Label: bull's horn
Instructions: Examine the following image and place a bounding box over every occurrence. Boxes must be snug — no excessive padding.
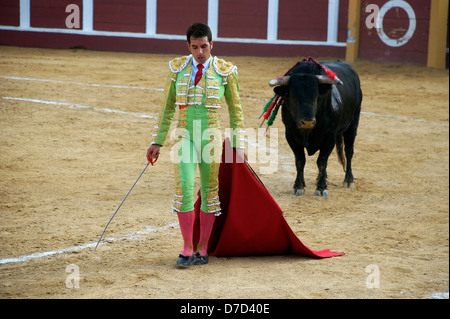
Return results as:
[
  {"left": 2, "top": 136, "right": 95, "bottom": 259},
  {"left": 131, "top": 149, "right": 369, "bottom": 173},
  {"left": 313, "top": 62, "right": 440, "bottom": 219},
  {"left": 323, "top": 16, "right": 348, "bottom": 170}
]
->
[
  {"left": 316, "top": 75, "right": 343, "bottom": 86},
  {"left": 269, "top": 76, "right": 290, "bottom": 87}
]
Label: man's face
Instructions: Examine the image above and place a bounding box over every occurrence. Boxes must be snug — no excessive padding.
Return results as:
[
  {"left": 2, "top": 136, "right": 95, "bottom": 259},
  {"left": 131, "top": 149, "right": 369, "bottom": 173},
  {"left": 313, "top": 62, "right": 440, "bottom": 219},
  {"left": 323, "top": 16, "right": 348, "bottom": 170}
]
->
[{"left": 187, "top": 36, "right": 213, "bottom": 64}]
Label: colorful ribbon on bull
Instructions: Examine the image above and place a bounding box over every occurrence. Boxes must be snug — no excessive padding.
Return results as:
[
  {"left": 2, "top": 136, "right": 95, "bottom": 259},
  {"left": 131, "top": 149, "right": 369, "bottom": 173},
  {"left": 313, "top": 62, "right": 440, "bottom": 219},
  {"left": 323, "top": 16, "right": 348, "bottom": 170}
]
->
[
  {"left": 305, "top": 56, "right": 340, "bottom": 82},
  {"left": 260, "top": 56, "right": 339, "bottom": 131},
  {"left": 259, "top": 94, "right": 280, "bottom": 130}
]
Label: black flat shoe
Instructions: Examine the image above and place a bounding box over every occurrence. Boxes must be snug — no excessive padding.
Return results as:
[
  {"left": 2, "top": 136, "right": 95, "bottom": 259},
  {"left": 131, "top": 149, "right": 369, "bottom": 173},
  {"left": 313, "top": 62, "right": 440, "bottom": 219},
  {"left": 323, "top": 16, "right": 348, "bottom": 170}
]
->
[
  {"left": 176, "top": 254, "right": 193, "bottom": 268},
  {"left": 192, "top": 252, "right": 209, "bottom": 265}
]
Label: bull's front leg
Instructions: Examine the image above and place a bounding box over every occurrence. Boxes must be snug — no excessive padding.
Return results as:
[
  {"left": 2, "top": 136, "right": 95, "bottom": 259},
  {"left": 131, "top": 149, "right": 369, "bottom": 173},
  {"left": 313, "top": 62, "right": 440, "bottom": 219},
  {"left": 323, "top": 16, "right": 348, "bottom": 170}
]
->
[
  {"left": 315, "top": 137, "right": 334, "bottom": 196},
  {"left": 293, "top": 149, "right": 306, "bottom": 195},
  {"left": 315, "top": 155, "right": 328, "bottom": 196},
  {"left": 285, "top": 131, "right": 306, "bottom": 195}
]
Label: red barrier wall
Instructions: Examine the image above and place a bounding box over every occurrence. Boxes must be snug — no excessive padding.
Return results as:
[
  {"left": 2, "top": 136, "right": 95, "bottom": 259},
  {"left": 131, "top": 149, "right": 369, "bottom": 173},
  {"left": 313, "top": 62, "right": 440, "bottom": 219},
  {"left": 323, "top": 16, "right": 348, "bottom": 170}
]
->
[
  {"left": 1, "top": 0, "right": 442, "bottom": 65},
  {"left": 157, "top": 0, "right": 208, "bottom": 35},
  {"left": 0, "top": 0, "right": 20, "bottom": 26},
  {"left": 218, "top": 0, "right": 268, "bottom": 39},
  {"left": 359, "top": 0, "right": 431, "bottom": 64},
  {"left": 93, "top": 0, "right": 146, "bottom": 33},
  {"left": 30, "top": 0, "right": 83, "bottom": 29}
]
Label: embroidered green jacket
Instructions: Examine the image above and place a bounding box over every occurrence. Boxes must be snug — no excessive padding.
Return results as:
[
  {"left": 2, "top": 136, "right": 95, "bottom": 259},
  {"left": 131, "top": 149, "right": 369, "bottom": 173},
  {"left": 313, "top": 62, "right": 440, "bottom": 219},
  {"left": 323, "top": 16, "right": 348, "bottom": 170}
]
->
[{"left": 151, "top": 55, "right": 245, "bottom": 149}]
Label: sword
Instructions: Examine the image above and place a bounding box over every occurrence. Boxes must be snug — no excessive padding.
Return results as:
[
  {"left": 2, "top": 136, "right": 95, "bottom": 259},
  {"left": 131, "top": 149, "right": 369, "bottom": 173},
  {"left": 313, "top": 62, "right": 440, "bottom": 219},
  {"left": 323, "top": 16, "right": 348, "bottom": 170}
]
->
[{"left": 94, "top": 156, "right": 157, "bottom": 251}]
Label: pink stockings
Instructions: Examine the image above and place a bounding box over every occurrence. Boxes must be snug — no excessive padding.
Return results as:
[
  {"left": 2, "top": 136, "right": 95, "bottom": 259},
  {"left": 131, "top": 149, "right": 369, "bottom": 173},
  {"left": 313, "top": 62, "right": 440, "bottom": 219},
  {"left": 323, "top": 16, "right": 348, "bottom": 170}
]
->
[
  {"left": 177, "top": 210, "right": 215, "bottom": 257},
  {"left": 177, "top": 210, "right": 195, "bottom": 256},
  {"left": 197, "top": 210, "right": 215, "bottom": 256}
]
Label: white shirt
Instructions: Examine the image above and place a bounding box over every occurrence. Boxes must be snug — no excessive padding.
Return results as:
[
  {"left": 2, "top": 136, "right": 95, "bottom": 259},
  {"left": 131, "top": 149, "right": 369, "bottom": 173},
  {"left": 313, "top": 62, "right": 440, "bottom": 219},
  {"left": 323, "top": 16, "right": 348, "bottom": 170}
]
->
[{"left": 191, "top": 56, "right": 211, "bottom": 84}]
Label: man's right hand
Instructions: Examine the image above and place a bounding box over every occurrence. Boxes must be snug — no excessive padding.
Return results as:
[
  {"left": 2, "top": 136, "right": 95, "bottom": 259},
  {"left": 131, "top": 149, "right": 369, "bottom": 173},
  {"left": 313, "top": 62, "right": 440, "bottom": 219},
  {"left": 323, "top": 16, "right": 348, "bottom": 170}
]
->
[{"left": 147, "top": 144, "right": 161, "bottom": 163}]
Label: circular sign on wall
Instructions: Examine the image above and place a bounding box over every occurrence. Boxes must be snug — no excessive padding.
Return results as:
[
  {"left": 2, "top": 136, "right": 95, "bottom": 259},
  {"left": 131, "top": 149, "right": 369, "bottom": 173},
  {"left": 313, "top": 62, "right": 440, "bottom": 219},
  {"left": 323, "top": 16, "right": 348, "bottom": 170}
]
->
[{"left": 376, "top": 0, "right": 417, "bottom": 47}]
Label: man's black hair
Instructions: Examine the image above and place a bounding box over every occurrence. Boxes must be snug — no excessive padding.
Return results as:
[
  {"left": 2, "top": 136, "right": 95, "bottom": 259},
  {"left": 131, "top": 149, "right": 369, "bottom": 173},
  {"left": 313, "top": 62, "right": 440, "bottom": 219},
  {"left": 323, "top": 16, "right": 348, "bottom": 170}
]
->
[{"left": 186, "top": 22, "right": 212, "bottom": 43}]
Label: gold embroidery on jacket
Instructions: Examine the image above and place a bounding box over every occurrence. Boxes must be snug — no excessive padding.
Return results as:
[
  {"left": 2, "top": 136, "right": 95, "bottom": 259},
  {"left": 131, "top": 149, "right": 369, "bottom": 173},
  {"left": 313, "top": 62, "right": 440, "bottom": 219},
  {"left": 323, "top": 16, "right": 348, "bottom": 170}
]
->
[{"left": 170, "top": 55, "right": 190, "bottom": 73}]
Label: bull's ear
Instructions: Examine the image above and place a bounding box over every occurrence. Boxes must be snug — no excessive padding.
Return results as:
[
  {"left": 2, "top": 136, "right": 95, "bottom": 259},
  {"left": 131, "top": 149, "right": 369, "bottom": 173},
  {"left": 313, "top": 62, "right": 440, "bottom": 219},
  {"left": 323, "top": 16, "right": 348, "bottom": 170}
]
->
[{"left": 274, "top": 85, "right": 289, "bottom": 97}]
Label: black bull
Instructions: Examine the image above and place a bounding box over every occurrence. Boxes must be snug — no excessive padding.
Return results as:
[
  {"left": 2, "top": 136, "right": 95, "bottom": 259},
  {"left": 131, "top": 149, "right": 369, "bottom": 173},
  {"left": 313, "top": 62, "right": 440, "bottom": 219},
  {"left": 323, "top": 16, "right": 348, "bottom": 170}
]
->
[{"left": 269, "top": 60, "right": 362, "bottom": 196}]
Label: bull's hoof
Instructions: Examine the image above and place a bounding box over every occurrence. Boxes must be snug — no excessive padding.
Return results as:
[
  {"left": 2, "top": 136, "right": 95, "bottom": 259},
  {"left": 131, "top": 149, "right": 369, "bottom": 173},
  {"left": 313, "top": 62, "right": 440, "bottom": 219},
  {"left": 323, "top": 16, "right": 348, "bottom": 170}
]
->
[
  {"left": 315, "top": 189, "right": 328, "bottom": 196},
  {"left": 343, "top": 181, "right": 355, "bottom": 188},
  {"left": 291, "top": 188, "right": 305, "bottom": 196}
]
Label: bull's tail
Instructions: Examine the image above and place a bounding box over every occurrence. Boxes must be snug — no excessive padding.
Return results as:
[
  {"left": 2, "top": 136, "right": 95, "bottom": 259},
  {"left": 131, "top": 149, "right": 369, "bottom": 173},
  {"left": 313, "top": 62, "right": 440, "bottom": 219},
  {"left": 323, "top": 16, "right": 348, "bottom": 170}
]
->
[{"left": 335, "top": 134, "right": 346, "bottom": 172}]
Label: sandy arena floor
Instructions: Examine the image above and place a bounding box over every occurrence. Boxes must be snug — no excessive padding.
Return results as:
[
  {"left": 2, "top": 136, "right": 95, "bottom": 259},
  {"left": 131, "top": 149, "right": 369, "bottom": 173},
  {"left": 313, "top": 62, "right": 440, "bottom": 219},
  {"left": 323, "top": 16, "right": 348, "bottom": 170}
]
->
[{"left": 0, "top": 46, "right": 448, "bottom": 299}]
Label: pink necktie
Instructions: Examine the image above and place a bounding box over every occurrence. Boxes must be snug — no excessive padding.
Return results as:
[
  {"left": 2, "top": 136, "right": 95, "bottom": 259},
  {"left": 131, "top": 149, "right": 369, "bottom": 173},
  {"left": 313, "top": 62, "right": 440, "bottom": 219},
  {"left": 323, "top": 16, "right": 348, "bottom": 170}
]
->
[{"left": 194, "top": 64, "right": 204, "bottom": 85}]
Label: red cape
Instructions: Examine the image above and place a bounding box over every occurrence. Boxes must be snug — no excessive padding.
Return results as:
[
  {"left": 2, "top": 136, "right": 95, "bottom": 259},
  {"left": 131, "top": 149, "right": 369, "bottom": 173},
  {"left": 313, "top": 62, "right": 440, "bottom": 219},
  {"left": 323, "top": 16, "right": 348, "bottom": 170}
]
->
[{"left": 193, "top": 139, "right": 344, "bottom": 258}]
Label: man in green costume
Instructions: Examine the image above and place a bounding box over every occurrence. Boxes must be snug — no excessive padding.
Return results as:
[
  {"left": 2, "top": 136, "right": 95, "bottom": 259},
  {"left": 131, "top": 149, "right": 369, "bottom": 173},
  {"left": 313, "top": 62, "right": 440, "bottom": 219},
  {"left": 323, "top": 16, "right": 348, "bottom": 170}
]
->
[{"left": 147, "top": 23, "right": 245, "bottom": 267}]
